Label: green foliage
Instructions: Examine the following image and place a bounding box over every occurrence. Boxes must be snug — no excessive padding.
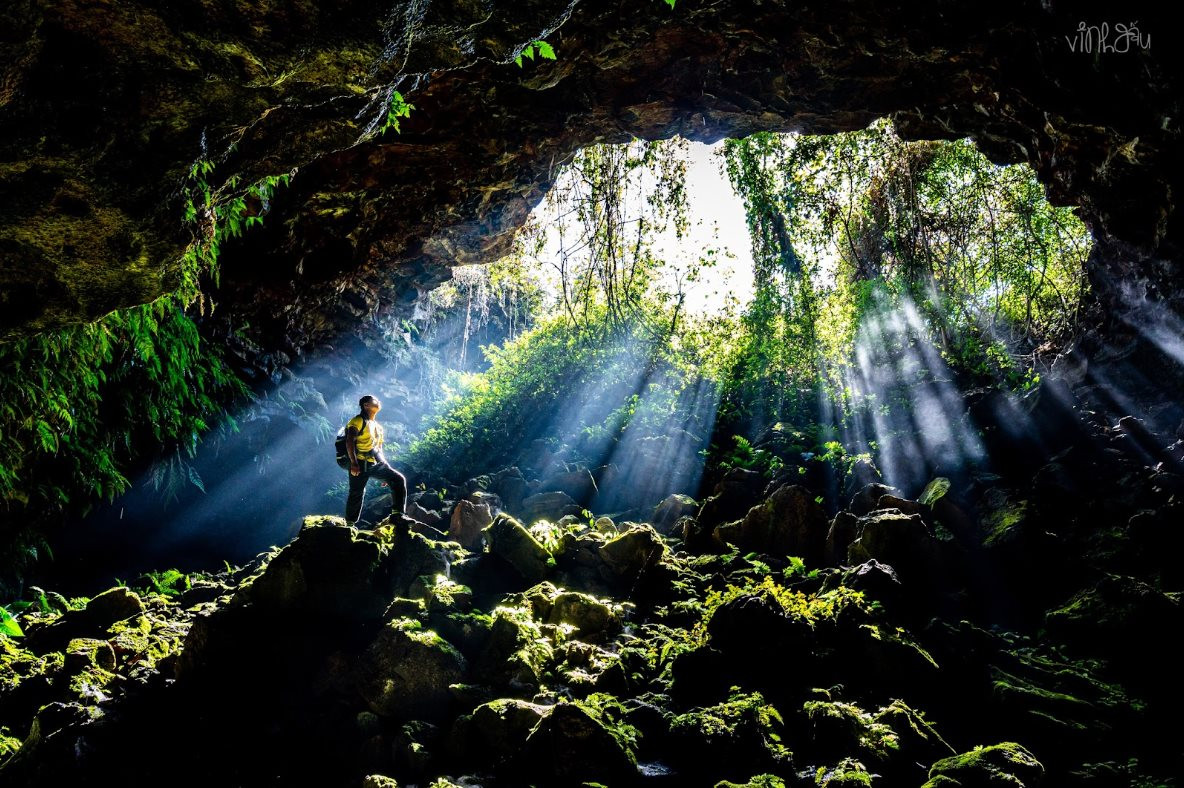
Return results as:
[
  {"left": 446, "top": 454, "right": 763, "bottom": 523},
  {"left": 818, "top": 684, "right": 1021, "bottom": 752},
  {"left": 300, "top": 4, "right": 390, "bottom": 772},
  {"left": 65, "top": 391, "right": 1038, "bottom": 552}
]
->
[
  {"left": 133, "top": 569, "right": 191, "bottom": 599},
  {"left": 0, "top": 155, "right": 294, "bottom": 585},
  {"left": 717, "top": 435, "right": 784, "bottom": 477},
  {"left": 378, "top": 89, "right": 415, "bottom": 135},
  {"left": 515, "top": 40, "right": 557, "bottom": 67},
  {"left": 578, "top": 693, "right": 641, "bottom": 761},
  {"left": 0, "top": 605, "right": 22, "bottom": 638}
]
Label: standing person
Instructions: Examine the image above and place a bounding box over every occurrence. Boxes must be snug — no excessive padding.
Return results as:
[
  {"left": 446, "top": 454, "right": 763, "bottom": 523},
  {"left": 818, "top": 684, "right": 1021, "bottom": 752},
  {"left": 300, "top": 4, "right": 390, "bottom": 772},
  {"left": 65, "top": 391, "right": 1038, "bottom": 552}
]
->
[{"left": 344, "top": 395, "right": 408, "bottom": 530}]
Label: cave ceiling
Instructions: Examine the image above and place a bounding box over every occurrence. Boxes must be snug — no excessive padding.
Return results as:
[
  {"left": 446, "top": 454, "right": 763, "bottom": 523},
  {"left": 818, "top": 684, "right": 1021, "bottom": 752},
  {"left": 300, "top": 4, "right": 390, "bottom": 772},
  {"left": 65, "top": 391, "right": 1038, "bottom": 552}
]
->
[{"left": 0, "top": 0, "right": 1179, "bottom": 361}]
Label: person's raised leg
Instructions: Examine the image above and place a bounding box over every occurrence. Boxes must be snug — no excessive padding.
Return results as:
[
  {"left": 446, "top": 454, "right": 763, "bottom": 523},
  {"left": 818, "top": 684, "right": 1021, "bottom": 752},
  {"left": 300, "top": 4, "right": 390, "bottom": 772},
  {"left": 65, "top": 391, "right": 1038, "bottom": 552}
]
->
[{"left": 372, "top": 462, "right": 407, "bottom": 518}]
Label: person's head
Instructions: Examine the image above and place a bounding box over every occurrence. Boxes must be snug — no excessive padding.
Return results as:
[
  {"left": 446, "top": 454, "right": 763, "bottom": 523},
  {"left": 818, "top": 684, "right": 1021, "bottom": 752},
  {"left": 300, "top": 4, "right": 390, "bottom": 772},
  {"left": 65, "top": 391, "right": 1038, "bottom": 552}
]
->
[{"left": 359, "top": 395, "right": 381, "bottom": 417}]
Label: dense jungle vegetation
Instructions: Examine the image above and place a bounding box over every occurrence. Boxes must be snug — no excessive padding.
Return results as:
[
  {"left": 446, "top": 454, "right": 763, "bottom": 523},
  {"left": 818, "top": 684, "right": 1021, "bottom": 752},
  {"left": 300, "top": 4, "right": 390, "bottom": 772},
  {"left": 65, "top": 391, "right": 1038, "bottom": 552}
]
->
[{"left": 406, "top": 120, "right": 1091, "bottom": 493}]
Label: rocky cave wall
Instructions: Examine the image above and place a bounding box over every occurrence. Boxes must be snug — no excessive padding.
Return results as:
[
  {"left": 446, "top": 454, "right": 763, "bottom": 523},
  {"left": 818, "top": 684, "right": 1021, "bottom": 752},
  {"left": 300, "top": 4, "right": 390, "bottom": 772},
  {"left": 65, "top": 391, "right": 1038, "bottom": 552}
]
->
[{"left": 1, "top": 0, "right": 1179, "bottom": 368}]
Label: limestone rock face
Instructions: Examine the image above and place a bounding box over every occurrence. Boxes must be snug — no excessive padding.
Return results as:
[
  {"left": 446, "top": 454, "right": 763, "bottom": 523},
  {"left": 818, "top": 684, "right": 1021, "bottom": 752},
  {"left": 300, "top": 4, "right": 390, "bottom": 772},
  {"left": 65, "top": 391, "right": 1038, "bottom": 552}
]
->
[{"left": 3, "top": 1, "right": 1177, "bottom": 373}]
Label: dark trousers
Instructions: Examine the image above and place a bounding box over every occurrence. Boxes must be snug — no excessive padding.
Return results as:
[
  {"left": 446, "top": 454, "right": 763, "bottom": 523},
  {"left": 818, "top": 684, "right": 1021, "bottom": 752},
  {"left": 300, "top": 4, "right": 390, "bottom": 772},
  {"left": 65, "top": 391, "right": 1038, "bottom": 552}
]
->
[{"left": 346, "top": 457, "right": 407, "bottom": 524}]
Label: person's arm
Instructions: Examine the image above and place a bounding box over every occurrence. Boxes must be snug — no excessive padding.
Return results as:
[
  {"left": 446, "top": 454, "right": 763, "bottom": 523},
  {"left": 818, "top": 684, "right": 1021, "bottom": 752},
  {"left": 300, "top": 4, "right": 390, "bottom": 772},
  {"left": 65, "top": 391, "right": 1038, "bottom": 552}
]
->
[{"left": 345, "top": 425, "right": 361, "bottom": 476}]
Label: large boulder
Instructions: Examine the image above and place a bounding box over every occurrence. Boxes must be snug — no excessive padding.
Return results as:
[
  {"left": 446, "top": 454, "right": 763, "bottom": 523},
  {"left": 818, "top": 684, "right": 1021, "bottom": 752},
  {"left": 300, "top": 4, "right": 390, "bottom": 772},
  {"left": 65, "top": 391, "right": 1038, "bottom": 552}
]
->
[
  {"left": 651, "top": 493, "right": 697, "bottom": 535},
  {"left": 847, "top": 510, "right": 942, "bottom": 583},
  {"left": 698, "top": 469, "right": 767, "bottom": 531},
  {"left": 448, "top": 499, "right": 493, "bottom": 550},
  {"left": 490, "top": 467, "right": 530, "bottom": 514},
  {"left": 598, "top": 524, "right": 665, "bottom": 586},
  {"left": 924, "top": 742, "right": 1044, "bottom": 787},
  {"left": 824, "top": 511, "right": 860, "bottom": 566},
  {"left": 27, "top": 587, "right": 145, "bottom": 651},
  {"left": 521, "top": 582, "right": 620, "bottom": 639},
  {"left": 523, "top": 701, "right": 637, "bottom": 784},
  {"left": 447, "top": 697, "right": 549, "bottom": 769},
  {"left": 355, "top": 618, "right": 467, "bottom": 721},
  {"left": 242, "top": 517, "right": 448, "bottom": 620},
  {"left": 474, "top": 605, "right": 552, "bottom": 688},
  {"left": 520, "top": 491, "right": 582, "bottom": 524},
  {"left": 847, "top": 483, "right": 898, "bottom": 517},
  {"left": 484, "top": 514, "right": 554, "bottom": 584},
  {"left": 537, "top": 468, "right": 598, "bottom": 505},
  {"left": 715, "top": 484, "right": 829, "bottom": 564}
]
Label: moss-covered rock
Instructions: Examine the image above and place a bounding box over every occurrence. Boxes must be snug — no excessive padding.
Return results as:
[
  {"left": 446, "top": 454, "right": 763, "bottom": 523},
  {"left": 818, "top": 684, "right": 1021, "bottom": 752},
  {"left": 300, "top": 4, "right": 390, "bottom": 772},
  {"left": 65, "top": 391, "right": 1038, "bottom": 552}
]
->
[
  {"left": 925, "top": 742, "right": 1044, "bottom": 787},
  {"left": 668, "top": 691, "right": 793, "bottom": 778},
  {"left": 26, "top": 587, "right": 144, "bottom": 652},
  {"left": 484, "top": 514, "right": 554, "bottom": 584},
  {"left": 716, "top": 484, "right": 829, "bottom": 565},
  {"left": 652, "top": 493, "right": 698, "bottom": 535},
  {"left": 598, "top": 524, "right": 665, "bottom": 585},
  {"left": 447, "top": 697, "right": 549, "bottom": 769},
  {"left": 523, "top": 699, "right": 638, "bottom": 784},
  {"left": 474, "top": 604, "right": 552, "bottom": 689},
  {"left": 356, "top": 618, "right": 467, "bottom": 721}
]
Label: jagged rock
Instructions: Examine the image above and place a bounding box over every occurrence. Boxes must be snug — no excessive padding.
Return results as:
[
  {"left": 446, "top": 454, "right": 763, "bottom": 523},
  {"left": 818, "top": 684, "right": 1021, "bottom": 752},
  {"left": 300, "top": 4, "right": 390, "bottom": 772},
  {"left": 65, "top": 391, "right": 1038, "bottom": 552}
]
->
[
  {"left": 924, "top": 742, "right": 1044, "bottom": 787},
  {"left": 715, "top": 484, "right": 829, "bottom": 564},
  {"left": 538, "top": 468, "right": 598, "bottom": 505},
  {"left": 447, "top": 697, "right": 549, "bottom": 769},
  {"left": 413, "top": 490, "right": 446, "bottom": 511},
  {"left": 823, "top": 560, "right": 903, "bottom": 610},
  {"left": 847, "top": 483, "right": 898, "bottom": 517},
  {"left": 875, "top": 494, "right": 922, "bottom": 515},
  {"left": 27, "top": 587, "right": 145, "bottom": 652},
  {"left": 698, "top": 469, "right": 767, "bottom": 531},
  {"left": 466, "top": 490, "right": 503, "bottom": 512},
  {"left": 489, "top": 467, "right": 529, "bottom": 514},
  {"left": 520, "top": 491, "right": 582, "bottom": 525},
  {"left": 448, "top": 500, "right": 493, "bottom": 550},
  {"left": 474, "top": 605, "right": 551, "bottom": 688},
  {"left": 63, "top": 638, "right": 116, "bottom": 674},
  {"left": 240, "top": 516, "right": 448, "bottom": 619},
  {"left": 598, "top": 524, "right": 665, "bottom": 585},
  {"left": 825, "top": 511, "right": 860, "bottom": 566},
  {"left": 461, "top": 474, "right": 493, "bottom": 497},
  {"left": 707, "top": 593, "right": 812, "bottom": 662},
  {"left": 523, "top": 701, "right": 637, "bottom": 784},
  {"left": 484, "top": 514, "right": 553, "bottom": 584},
  {"left": 651, "top": 493, "right": 697, "bottom": 535},
  {"left": 521, "top": 582, "right": 619, "bottom": 638},
  {"left": 668, "top": 691, "right": 793, "bottom": 777},
  {"left": 409, "top": 501, "right": 444, "bottom": 527},
  {"left": 355, "top": 618, "right": 467, "bottom": 721},
  {"left": 847, "top": 510, "right": 942, "bottom": 583}
]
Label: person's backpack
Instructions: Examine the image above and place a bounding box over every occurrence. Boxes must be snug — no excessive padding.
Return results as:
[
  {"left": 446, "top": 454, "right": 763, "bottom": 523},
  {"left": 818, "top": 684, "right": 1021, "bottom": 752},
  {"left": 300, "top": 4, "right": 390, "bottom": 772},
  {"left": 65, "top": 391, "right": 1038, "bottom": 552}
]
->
[{"left": 334, "top": 426, "right": 351, "bottom": 469}]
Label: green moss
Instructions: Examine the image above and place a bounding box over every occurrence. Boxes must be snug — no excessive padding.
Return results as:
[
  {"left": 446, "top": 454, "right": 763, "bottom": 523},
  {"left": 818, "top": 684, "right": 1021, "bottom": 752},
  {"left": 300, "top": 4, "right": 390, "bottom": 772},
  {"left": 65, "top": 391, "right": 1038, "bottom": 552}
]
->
[
  {"left": 576, "top": 693, "right": 641, "bottom": 762},
  {"left": 0, "top": 726, "right": 22, "bottom": 763},
  {"left": 983, "top": 501, "right": 1028, "bottom": 547},
  {"left": 803, "top": 699, "right": 898, "bottom": 761},
  {"left": 815, "top": 758, "right": 874, "bottom": 786},
  {"left": 670, "top": 690, "right": 791, "bottom": 766},
  {"left": 716, "top": 776, "right": 787, "bottom": 788},
  {"left": 928, "top": 743, "right": 1044, "bottom": 787}
]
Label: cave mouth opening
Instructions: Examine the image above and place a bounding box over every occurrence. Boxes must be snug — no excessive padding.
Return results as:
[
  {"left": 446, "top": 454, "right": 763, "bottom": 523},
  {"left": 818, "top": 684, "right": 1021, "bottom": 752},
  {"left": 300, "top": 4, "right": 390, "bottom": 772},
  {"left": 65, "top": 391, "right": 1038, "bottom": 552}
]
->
[{"left": 40, "top": 116, "right": 1107, "bottom": 591}]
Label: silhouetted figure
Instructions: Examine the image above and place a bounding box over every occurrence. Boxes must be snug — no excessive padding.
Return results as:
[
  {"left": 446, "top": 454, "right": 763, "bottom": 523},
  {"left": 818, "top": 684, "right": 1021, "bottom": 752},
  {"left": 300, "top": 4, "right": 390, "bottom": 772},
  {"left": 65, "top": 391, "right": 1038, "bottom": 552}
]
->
[{"left": 344, "top": 395, "right": 408, "bottom": 529}]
